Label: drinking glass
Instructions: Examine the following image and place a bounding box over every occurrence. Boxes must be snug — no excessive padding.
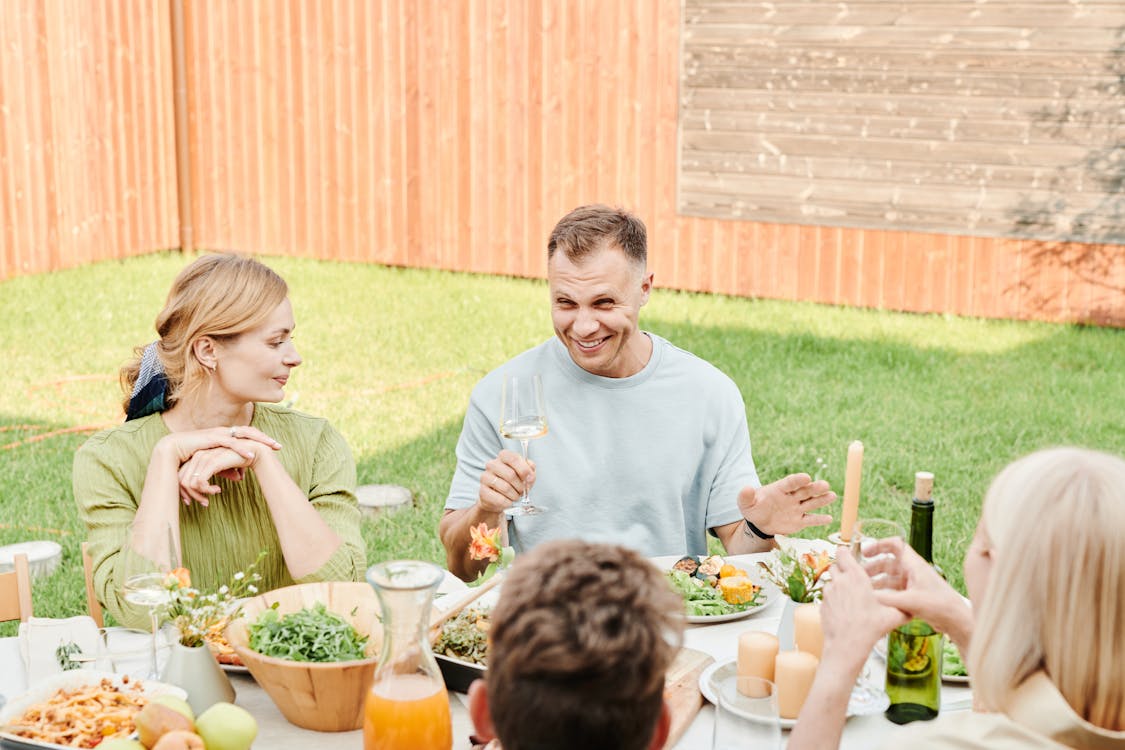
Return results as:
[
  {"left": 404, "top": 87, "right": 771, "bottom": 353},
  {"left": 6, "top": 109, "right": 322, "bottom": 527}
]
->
[
  {"left": 499, "top": 373, "right": 548, "bottom": 516},
  {"left": 120, "top": 522, "right": 179, "bottom": 678},
  {"left": 712, "top": 675, "right": 781, "bottom": 750},
  {"left": 849, "top": 518, "right": 905, "bottom": 710}
]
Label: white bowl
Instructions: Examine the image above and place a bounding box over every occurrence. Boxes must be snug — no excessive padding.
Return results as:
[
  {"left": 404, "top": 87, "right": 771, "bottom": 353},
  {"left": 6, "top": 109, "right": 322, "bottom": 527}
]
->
[{"left": 0, "top": 540, "right": 63, "bottom": 578}]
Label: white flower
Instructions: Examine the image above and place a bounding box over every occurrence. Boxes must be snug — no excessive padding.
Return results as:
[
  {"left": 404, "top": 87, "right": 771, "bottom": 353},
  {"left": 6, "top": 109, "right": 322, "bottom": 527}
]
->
[{"left": 234, "top": 572, "right": 245, "bottom": 580}]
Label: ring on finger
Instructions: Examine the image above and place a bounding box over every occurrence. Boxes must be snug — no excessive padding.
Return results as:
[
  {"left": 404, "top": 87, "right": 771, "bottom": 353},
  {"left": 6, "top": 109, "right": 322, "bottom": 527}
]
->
[
  {"left": 191, "top": 472, "right": 201, "bottom": 478},
  {"left": 230, "top": 426, "right": 238, "bottom": 437}
]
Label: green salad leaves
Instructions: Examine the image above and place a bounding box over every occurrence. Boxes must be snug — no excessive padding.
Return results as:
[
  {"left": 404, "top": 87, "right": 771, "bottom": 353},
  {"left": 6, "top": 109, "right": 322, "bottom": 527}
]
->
[
  {"left": 942, "top": 637, "right": 968, "bottom": 677},
  {"left": 248, "top": 602, "right": 369, "bottom": 662}
]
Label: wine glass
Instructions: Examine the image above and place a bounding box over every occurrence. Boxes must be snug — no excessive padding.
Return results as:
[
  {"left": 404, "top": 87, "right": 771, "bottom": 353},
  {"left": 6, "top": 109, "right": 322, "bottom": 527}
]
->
[
  {"left": 849, "top": 518, "right": 905, "bottom": 711},
  {"left": 120, "top": 522, "right": 179, "bottom": 678},
  {"left": 711, "top": 675, "right": 781, "bottom": 749},
  {"left": 499, "top": 373, "right": 548, "bottom": 517}
]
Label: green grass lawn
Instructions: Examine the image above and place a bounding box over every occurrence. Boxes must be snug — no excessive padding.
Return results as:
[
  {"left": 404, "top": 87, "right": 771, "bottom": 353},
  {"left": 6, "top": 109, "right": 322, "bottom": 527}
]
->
[{"left": 1, "top": 252, "right": 1122, "bottom": 635}]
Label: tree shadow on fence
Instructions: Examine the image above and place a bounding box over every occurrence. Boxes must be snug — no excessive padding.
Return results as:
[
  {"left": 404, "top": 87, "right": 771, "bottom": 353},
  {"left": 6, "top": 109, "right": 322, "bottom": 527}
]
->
[{"left": 1008, "top": 26, "right": 1125, "bottom": 326}]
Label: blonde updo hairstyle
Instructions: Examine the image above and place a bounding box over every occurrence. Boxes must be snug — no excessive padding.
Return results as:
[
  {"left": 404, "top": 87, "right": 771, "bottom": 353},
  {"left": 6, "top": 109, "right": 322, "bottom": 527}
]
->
[
  {"left": 120, "top": 254, "right": 289, "bottom": 415},
  {"left": 969, "top": 447, "right": 1125, "bottom": 730}
]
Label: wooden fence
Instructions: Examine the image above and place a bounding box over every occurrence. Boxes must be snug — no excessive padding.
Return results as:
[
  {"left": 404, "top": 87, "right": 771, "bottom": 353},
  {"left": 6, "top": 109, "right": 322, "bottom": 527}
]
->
[{"left": 1, "top": 1, "right": 1122, "bottom": 326}]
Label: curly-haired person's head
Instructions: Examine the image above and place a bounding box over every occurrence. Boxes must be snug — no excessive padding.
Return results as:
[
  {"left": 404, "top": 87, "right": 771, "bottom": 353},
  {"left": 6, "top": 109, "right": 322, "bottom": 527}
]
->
[{"left": 468, "top": 540, "right": 685, "bottom": 750}]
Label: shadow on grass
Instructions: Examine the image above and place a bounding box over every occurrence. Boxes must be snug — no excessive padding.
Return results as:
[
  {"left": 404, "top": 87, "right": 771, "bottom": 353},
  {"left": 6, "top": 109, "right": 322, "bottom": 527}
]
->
[{"left": 353, "top": 417, "right": 464, "bottom": 568}]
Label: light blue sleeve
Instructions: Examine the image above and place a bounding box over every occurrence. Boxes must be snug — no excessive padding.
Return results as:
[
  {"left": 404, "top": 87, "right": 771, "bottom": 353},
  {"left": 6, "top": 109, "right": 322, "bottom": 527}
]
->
[
  {"left": 445, "top": 378, "right": 503, "bottom": 510},
  {"left": 704, "top": 377, "right": 761, "bottom": 533}
]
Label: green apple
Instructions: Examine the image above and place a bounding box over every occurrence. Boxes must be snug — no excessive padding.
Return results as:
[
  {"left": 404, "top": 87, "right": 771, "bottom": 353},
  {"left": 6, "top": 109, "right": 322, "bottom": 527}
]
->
[
  {"left": 97, "top": 740, "right": 146, "bottom": 750},
  {"left": 152, "top": 694, "right": 196, "bottom": 723},
  {"left": 195, "top": 702, "right": 258, "bottom": 750}
]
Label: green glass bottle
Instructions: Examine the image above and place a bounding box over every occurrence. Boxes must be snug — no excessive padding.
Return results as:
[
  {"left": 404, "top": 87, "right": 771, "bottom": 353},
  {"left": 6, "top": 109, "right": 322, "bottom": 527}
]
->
[{"left": 884, "top": 471, "right": 943, "bottom": 724}]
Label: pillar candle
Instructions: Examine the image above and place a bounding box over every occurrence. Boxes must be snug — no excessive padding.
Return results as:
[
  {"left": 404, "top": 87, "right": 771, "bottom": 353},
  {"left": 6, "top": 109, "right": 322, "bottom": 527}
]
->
[
  {"left": 737, "top": 631, "right": 779, "bottom": 697},
  {"left": 839, "top": 440, "right": 864, "bottom": 542},
  {"left": 793, "top": 603, "right": 823, "bottom": 659},
  {"left": 775, "top": 650, "right": 819, "bottom": 720}
]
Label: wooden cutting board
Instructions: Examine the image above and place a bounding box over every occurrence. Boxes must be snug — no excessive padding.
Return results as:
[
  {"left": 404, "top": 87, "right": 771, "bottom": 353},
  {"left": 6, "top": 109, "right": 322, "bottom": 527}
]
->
[{"left": 664, "top": 647, "right": 714, "bottom": 746}]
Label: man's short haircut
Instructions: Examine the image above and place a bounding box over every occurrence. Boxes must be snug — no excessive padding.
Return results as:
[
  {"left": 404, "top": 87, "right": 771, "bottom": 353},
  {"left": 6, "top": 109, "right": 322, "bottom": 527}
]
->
[
  {"left": 486, "top": 540, "right": 684, "bottom": 750},
  {"left": 547, "top": 204, "right": 647, "bottom": 266}
]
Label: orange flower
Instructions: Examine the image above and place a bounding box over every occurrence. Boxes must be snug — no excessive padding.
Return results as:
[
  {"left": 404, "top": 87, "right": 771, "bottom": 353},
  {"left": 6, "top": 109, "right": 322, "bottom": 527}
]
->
[
  {"left": 801, "top": 551, "right": 833, "bottom": 583},
  {"left": 468, "top": 523, "right": 503, "bottom": 563},
  {"left": 165, "top": 567, "right": 191, "bottom": 589}
]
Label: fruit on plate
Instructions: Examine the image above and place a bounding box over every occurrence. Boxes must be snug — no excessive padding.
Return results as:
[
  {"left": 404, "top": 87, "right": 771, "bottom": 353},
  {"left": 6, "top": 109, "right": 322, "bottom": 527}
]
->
[
  {"left": 151, "top": 730, "right": 205, "bottom": 750},
  {"left": 152, "top": 694, "right": 195, "bottom": 722},
  {"left": 135, "top": 702, "right": 195, "bottom": 748},
  {"left": 98, "top": 740, "right": 146, "bottom": 750},
  {"left": 195, "top": 701, "right": 258, "bottom": 750}
]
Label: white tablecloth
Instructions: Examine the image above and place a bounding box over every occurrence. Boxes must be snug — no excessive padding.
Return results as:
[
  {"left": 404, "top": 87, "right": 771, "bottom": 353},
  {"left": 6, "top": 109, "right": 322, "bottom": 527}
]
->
[{"left": 0, "top": 548, "right": 972, "bottom": 748}]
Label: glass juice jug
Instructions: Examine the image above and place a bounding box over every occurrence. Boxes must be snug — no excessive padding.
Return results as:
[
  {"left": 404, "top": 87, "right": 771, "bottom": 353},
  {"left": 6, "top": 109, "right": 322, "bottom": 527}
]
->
[{"left": 364, "top": 560, "right": 453, "bottom": 750}]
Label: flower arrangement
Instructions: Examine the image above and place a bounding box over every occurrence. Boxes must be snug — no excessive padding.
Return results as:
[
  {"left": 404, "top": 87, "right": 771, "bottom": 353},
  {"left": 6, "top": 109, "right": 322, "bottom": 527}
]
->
[
  {"left": 757, "top": 544, "right": 834, "bottom": 603},
  {"left": 468, "top": 523, "right": 513, "bottom": 587},
  {"left": 157, "top": 552, "right": 265, "bottom": 647}
]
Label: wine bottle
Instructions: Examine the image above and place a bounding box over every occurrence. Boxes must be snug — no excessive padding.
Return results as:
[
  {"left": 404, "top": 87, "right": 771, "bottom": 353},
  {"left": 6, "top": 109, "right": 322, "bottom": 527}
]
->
[{"left": 884, "top": 471, "right": 943, "bottom": 725}]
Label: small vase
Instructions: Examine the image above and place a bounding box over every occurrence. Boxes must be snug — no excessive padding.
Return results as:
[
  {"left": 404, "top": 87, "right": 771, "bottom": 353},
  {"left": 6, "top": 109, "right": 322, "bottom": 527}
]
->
[
  {"left": 160, "top": 641, "right": 236, "bottom": 716},
  {"left": 777, "top": 598, "right": 797, "bottom": 651}
]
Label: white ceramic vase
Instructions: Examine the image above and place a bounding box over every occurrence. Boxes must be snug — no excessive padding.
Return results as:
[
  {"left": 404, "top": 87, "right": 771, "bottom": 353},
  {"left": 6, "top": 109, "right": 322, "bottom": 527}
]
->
[
  {"left": 160, "top": 641, "right": 236, "bottom": 716},
  {"left": 777, "top": 598, "right": 797, "bottom": 651}
]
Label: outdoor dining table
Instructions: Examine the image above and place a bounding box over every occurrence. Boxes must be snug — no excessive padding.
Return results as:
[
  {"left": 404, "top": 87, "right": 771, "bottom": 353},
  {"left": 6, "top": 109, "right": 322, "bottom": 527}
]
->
[{"left": 0, "top": 544, "right": 972, "bottom": 748}]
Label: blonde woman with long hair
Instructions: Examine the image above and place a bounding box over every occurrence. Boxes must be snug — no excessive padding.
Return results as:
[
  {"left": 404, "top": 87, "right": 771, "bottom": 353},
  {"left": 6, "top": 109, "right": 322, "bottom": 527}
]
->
[
  {"left": 790, "top": 447, "right": 1125, "bottom": 749},
  {"left": 75, "top": 254, "right": 366, "bottom": 629}
]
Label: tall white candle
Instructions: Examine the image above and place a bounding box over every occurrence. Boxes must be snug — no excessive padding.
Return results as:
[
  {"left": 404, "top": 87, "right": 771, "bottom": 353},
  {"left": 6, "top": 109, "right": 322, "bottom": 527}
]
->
[{"left": 839, "top": 440, "right": 864, "bottom": 542}]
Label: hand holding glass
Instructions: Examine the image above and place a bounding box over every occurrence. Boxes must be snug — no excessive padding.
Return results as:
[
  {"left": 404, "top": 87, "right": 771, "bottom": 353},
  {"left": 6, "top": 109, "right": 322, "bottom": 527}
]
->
[{"left": 499, "top": 374, "right": 547, "bottom": 516}]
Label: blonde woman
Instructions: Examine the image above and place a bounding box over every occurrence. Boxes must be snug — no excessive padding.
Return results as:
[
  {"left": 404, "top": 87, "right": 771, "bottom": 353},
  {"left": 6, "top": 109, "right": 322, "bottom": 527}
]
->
[
  {"left": 75, "top": 254, "right": 366, "bottom": 629},
  {"left": 790, "top": 447, "right": 1125, "bottom": 749}
]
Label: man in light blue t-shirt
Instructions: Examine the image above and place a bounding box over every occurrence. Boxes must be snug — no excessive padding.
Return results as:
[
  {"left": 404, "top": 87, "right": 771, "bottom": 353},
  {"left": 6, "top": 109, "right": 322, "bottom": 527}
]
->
[{"left": 440, "top": 205, "right": 836, "bottom": 582}]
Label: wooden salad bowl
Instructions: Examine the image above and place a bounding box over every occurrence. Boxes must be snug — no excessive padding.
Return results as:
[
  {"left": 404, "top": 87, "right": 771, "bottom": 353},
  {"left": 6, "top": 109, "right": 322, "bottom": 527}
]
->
[{"left": 224, "top": 581, "right": 382, "bottom": 732}]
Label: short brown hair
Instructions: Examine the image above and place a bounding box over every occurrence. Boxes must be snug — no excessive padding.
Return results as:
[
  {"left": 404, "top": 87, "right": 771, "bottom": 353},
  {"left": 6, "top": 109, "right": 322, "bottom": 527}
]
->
[
  {"left": 547, "top": 204, "right": 647, "bottom": 265},
  {"left": 486, "top": 540, "right": 683, "bottom": 750}
]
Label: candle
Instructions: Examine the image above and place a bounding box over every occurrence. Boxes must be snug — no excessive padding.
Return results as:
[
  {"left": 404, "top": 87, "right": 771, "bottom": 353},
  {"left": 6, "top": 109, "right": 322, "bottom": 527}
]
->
[
  {"left": 737, "top": 631, "right": 779, "bottom": 697},
  {"left": 793, "top": 603, "right": 823, "bottom": 659},
  {"left": 775, "top": 650, "right": 819, "bottom": 719},
  {"left": 839, "top": 440, "right": 864, "bottom": 542}
]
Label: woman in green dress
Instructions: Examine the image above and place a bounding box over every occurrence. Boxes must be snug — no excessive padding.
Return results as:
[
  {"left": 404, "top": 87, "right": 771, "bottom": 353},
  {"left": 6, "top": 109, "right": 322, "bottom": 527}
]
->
[{"left": 75, "top": 254, "right": 366, "bottom": 628}]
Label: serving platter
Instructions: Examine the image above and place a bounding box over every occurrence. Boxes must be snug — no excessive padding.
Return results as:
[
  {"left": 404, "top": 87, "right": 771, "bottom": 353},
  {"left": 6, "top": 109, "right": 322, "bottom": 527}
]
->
[
  {"left": 0, "top": 671, "right": 185, "bottom": 750},
  {"left": 685, "top": 590, "right": 771, "bottom": 624}
]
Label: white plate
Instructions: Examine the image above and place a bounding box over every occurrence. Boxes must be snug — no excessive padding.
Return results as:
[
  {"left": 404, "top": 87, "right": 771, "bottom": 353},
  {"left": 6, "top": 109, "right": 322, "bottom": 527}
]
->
[
  {"left": 685, "top": 591, "right": 771, "bottom": 624},
  {"left": 0, "top": 671, "right": 187, "bottom": 750},
  {"left": 699, "top": 659, "right": 888, "bottom": 730}
]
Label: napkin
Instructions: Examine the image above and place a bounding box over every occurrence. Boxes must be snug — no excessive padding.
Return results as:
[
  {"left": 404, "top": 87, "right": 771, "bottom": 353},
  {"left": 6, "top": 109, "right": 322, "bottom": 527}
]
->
[{"left": 18, "top": 615, "right": 102, "bottom": 686}]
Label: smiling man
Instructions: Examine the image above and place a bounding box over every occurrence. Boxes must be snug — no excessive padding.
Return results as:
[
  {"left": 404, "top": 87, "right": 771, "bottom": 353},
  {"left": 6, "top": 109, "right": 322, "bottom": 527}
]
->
[{"left": 440, "top": 205, "right": 836, "bottom": 581}]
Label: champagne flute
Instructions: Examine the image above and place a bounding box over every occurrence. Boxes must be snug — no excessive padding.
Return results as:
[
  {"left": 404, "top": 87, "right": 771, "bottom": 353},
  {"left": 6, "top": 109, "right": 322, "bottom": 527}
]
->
[
  {"left": 499, "top": 373, "right": 548, "bottom": 516},
  {"left": 120, "top": 522, "right": 179, "bottom": 678}
]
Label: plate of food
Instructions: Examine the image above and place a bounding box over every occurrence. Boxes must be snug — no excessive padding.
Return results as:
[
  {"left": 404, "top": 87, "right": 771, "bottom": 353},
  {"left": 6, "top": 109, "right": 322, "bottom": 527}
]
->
[
  {"left": 432, "top": 605, "right": 490, "bottom": 693},
  {"left": 699, "top": 659, "right": 887, "bottom": 729},
  {"left": 941, "top": 638, "right": 969, "bottom": 683},
  {"left": 873, "top": 633, "right": 969, "bottom": 685},
  {"left": 205, "top": 625, "right": 249, "bottom": 673},
  {"left": 665, "top": 555, "right": 769, "bottom": 624},
  {"left": 0, "top": 671, "right": 186, "bottom": 750}
]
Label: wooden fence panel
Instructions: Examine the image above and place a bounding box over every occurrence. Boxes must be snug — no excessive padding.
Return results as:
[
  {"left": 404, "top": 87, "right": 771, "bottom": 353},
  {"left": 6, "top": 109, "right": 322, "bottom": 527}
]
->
[
  {"left": 0, "top": 1, "right": 178, "bottom": 280},
  {"left": 0, "top": 0, "right": 1121, "bottom": 326}
]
